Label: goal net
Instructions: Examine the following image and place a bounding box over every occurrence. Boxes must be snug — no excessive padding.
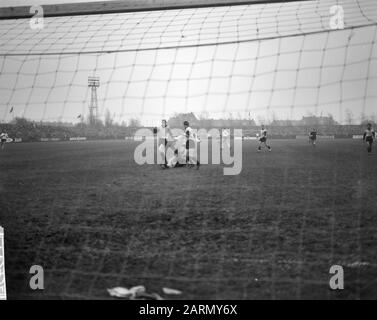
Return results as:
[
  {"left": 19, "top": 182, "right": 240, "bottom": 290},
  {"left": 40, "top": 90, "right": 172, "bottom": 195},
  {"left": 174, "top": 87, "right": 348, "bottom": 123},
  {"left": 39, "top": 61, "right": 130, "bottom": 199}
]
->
[
  {"left": 2, "top": 0, "right": 377, "bottom": 301},
  {"left": 0, "top": 0, "right": 376, "bottom": 126}
]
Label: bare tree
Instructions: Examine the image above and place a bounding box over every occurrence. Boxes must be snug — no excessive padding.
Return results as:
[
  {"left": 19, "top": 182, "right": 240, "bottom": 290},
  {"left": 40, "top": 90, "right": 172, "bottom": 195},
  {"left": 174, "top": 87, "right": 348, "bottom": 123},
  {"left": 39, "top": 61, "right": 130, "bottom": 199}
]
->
[
  {"left": 128, "top": 118, "right": 141, "bottom": 127},
  {"left": 198, "top": 111, "right": 210, "bottom": 120},
  {"left": 345, "top": 109, "right": 353, "bottom": 125},
  {"left": 360, "top": 112, "right": 367, "bottom": 125},
  {"left": 272, "top": 111, "right": 277, "bottom": 122},
  {"left": 104, "top": 109, "right": 113, "bottom": 127},
  {"left": 257, "top": 115, "right": 266, "bottom": 126}
]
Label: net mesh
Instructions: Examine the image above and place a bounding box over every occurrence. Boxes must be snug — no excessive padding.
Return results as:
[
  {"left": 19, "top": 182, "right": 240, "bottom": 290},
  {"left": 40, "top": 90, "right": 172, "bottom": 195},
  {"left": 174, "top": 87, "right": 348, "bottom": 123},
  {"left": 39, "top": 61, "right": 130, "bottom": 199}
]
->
[
  {"left": 2, "top": 0, "right": 377, "bottom": 300},
  {"left": 0, "top": 0, "right": 377, "bottom": 125}
]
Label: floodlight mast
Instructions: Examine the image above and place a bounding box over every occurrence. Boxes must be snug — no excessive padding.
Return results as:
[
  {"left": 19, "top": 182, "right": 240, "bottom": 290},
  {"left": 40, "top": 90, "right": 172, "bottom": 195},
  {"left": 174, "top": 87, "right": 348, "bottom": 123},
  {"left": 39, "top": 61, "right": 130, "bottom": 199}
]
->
[{"left": 88, "top": 76, "right": 100, "bottom": 125}]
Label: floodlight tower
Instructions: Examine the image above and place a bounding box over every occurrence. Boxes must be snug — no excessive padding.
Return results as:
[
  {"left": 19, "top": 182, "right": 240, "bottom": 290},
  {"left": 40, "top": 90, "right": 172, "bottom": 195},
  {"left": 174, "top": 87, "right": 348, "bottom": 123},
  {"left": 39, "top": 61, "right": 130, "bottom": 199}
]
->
[{"left": 88, "top": 76, "right": 100, "bottom": 125}]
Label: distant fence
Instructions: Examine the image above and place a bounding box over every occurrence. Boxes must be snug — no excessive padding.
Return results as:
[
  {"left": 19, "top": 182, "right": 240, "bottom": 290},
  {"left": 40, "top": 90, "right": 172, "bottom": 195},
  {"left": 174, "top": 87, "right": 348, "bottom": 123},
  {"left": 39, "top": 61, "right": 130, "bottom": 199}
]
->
[
  {"left": 5, "top": 134, "right": 366, "bottom": 143},
  {"left": 1, "top": 126, "right": 370, "bottom": 143},
  {"left": 5, "top": 138, "right": 22, "bottom": 143},
  {"left": 41, "top": 138, "right": 61, "bottom": 142},
  {"left": 243, "top": 136, "right": 258, "bottom": 140},
  {"left": 69, "top": 137, "right": 87, "bottom": 141}
]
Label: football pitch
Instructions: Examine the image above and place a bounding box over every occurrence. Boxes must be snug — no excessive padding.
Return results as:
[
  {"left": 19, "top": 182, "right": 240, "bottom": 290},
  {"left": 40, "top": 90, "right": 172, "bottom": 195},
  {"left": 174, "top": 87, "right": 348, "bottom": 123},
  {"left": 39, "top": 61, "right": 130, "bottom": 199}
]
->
[{"left": 1, "top": 139, "right": 376, "bottom": 299}]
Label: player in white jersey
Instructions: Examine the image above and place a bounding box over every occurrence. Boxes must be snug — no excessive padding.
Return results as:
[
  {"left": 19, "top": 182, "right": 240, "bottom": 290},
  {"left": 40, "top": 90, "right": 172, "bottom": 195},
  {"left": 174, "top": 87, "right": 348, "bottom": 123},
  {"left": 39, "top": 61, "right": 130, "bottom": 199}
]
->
[
  {"left": 0, "top": 132, "right": 9, "bottom": 150},
  {"left": 221, "top": 128, "right": 231, "bottom": 150},
  {"left": 257, "top": 125, "right": 271, "bottom": 152},
  {"left": 183, "top": 121, "right": 200, "bottom": 169},
  {"left": 363, "top": 123, "right": 375, "bottom": 154},
  {"left": 167, "top": 149, "right": 186, "bottom": 168},
  {"left": 154, "top": 119, "right": 174, "bottom": 168},
  {"left": 166, "top": 134, "right": 187, "bottom": 168}
]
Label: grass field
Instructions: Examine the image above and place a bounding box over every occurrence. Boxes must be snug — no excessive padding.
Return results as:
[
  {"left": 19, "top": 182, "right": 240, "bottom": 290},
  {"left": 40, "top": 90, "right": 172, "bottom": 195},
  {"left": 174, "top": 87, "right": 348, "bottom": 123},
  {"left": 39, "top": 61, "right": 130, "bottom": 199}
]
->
[{"left": 1, "top": 139, "right": 376, "bottom": 299}]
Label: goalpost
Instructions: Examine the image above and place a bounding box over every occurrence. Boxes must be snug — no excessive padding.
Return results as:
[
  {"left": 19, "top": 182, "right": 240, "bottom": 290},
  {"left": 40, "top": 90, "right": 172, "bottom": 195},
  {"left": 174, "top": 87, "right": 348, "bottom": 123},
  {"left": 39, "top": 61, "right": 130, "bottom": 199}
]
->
[
  {"left": 0, "top": 226, "right": 6, "bottom": 300},
  {"left": 0, "top": 0, "right": 376, "bottom": 127}
]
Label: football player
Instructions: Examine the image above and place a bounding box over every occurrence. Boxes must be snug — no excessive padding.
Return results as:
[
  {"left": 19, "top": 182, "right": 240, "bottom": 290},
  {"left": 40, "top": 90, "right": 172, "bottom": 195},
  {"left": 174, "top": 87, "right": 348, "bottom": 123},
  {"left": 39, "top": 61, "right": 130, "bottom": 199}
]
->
[
  {"left": 363, "top": 123, "right": 375, "bottom": 154},
  {"left": 222, "top": 128, "right": 231, "bottom": 150},
  {"left": 0, "top": 131, "right": 8, "bottom": 150},
  {"left": 155, "top": 119, "right": 174, "bottom": 169},
  {"left": 183, "top": 121, "right": 200, "bottom": 169},
  {"left": 257, "top": 125, "right": 271, "bottom": 152},
  {"left": 309, "top": 128, "right": 317, "bottom": 146}
]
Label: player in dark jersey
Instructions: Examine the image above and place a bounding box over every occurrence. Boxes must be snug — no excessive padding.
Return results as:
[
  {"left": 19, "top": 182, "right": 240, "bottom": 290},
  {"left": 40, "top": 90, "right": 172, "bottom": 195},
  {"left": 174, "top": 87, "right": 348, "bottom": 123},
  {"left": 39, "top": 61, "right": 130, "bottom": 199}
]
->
[
  {"left": 0, "top": 132, "right": 8, "bottom": 150},
  {"left": 309, "top": 128, "right": 317, "bottom": 146},
  {"left": 363, "top": 123, "right": 375, "bottom": 154}
]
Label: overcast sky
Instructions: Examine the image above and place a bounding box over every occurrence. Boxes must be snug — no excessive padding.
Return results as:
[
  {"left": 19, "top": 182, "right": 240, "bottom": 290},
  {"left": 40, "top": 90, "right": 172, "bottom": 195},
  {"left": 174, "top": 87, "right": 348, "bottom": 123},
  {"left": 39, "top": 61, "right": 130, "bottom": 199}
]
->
[{"left": 0, "top": 0, "right": 376, "bottom": 126}]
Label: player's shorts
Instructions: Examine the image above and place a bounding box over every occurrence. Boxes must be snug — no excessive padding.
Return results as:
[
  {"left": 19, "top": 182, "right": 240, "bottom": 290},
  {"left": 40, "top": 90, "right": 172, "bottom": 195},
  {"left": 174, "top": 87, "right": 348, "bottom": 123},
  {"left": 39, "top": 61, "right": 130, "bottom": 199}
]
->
[
  {"left": 158, "top": 138, "right": 168, "bottom": 146},
  {"left": 1, "top": 139, "right": 6, "bottom": 143},
  {"left": 186, "top": 139, "right": 196, "bottom": 149},
  {"left": 366, "top": 136, "right": 373, "bottom": 143},
  {"left": 310, "top": 136, "right": 316, "bottom": 140},
  {"left": 259, "top": 137, "right": 267, "bottom": 143}
]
